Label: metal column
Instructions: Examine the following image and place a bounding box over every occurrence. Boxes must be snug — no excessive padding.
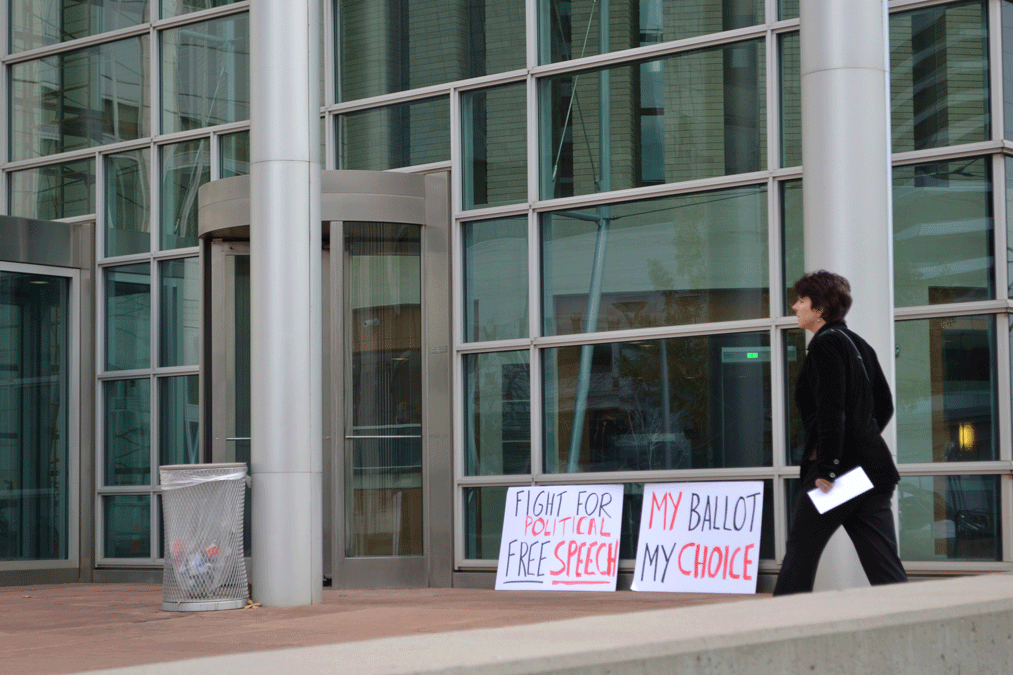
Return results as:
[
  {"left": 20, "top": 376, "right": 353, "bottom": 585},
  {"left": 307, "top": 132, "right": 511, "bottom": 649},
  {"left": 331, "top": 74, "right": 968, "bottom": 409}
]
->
[
  {"left": 800, "top": 0, "right": 897, "bottom": 591},
  {"left": 249, "top": 0, "right": 323, "bottom": 605}
]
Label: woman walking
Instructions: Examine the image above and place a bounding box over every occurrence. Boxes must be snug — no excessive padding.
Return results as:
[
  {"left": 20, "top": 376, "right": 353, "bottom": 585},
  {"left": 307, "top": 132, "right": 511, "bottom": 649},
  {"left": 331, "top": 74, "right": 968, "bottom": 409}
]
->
[{"left": 773, "top": 270, "right": 907, "bottom": 596}]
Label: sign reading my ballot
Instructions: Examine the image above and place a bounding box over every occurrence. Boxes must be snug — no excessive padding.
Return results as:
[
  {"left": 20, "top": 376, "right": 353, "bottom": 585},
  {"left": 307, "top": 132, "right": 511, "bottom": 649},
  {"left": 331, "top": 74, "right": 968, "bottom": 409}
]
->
[
  {"left": 495, "top": 485, "right": 624, "bottom": 591},
  {"left": 632, "top": 482, "right": 764, "bottom": 594}
]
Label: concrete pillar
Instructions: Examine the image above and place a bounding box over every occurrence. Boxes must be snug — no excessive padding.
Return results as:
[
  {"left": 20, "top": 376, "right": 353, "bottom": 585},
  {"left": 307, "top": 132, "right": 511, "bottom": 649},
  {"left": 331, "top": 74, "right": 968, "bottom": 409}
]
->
[
  {"left": 800, "top": 0, "right": 897, "bottom": 591},
  {"left": 249, "top": 0, "right": 323, "bottom": 605}
]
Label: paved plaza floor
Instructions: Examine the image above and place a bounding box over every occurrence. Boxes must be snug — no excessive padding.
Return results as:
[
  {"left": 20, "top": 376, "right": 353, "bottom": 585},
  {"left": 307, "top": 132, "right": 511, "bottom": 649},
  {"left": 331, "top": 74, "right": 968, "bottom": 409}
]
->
[{"left": 0, "top": 583, "right": 764, "bottom": 675}]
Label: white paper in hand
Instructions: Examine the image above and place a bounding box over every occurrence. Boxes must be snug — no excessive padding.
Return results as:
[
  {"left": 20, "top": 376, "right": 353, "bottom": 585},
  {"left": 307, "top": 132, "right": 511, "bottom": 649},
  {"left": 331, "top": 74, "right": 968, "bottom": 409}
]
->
[{"left": 807, "top": 466, "right": 874, "bottom": 514}]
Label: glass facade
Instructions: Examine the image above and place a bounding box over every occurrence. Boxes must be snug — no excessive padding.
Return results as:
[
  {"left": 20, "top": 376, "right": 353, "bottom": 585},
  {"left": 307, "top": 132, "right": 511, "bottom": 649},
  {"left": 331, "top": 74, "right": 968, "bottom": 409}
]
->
[
  {"left": 3, "top": 0, "right": 1013, "bottom": 581},
  {"left": 452, "top": 0, "right": 1013, "bottom": 580},
  {"left": 2, "top": 1, "right": 239, "bottom": 565}
]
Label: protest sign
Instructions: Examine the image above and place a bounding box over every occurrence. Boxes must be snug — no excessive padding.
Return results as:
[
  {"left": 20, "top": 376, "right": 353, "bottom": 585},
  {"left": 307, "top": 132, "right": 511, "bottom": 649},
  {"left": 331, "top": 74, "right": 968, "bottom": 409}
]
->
[
  {"left": 495, "top": 485, "right": 624, "bottom": 591},
  {"left": 632, "top": 482, "right": 763, "bottom": 594}
]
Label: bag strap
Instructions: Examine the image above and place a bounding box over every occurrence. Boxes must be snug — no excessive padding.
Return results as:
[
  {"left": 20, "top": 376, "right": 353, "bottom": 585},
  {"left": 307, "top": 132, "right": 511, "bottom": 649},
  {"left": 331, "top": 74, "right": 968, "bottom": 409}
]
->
[{"left": 826, "top": 329, "right": 870, "bottom": 384}]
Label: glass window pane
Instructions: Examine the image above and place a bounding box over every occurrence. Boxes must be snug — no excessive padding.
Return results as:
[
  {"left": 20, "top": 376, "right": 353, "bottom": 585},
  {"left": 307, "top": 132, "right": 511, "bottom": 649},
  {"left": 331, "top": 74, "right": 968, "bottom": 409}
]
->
[
  {"left": 162, "top": 0, "right": 239, "bottom": 19},
  {"left": 540, "top": 40, "right": 766, "bottom": 199},
  {"left": 344, "top": 222, "right": 423, "bottom": 557},
  {"left": 783, "top": 328, "right": 806, "bottom": 465},
  {"left": 779, "top": 32, "right": 801, "bottom": 168},
  {"left": 463, "top": 216, "right": 528, "bottom": 342},
  {"left": 161, "top": 13, "right": 250, "bottom": 133},
  {"left": 9, "top": 0, "right": 149, "bottom": 52},
  {"left": 103, "top": 379, "right": 151, "bottom": 486},
  {"left": 895, "top": 315, "right": 998, "bottom": 463},
  {"left": 464, "top": 351, "right": 530, "bottom": 476},
  {"left": 159, "top": 375, "right": 200, "bottom": 467},
  {"left": 337, "top": 0, "right": 525, "bottom": 102},
  {"left": 893, "top": 158, "right": 993, "bottom": 307},
  {"left": 338, "top": 97, "right": 449, "bottom": 170},
  {"left": 541, "top": 186, "right": 768, "bottom": 336},
  {"left": 543, "top": 332, "right": 772, "bottom": 473},
  {"left": 9, "top": 159, "right": 96, "bottom": 220},
  {"left": 10, "top": 36, "right": 149, "bottom": 161},
  {"left": 104, "top": 149, "right": 151, "bottom": 258},
  {"left": 220, "top": 131, "right": 250, "bottom": 178},
  {"left": 898, "top": 475, "right": 1000, "bottom": 561},
  {"left": 779, "top": 1, "right": 798, "bottom": 21},
  {"left": 781, "top": 179, "right": 803, "bottom": 314},
  {"left": 103, "top": 494, "right": 151, "bottom": 558},
  {"left": 464, "top": 486, "right": 507, "bottom": 560},
  {"left": 461, "top": 83, "right": 527, "bottom": 210},
  {"left": 538, "top": 0, "right": 763, "bottom": 65},
  {"left": 161, "top": 139, "right": 211, "bottom": 250},
  {"left": 890, "top": 1, "right": 989, "bottom": 153},
  {"left": 159, "top": 258, "right": 199, "bottom": 367},
  {"left": 105, "top": 263, "right": 151, "bottom": 371},
  {"left": 0, "top": 272, "right": 71, "bottom": 561}
]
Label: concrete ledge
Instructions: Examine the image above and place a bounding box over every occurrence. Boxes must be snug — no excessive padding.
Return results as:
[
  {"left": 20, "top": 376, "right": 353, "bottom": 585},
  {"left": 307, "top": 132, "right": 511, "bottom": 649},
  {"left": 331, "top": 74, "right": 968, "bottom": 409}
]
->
[{"left": 81, "top": 574, "right": 1013, "bottom": 675}]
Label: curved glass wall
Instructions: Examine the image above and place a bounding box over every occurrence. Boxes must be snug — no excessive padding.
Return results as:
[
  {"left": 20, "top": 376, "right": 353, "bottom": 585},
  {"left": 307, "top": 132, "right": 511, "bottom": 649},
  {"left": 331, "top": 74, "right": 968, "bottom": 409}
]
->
[{"left": 344, "top": 222, "right": 423, "bottom": 557}]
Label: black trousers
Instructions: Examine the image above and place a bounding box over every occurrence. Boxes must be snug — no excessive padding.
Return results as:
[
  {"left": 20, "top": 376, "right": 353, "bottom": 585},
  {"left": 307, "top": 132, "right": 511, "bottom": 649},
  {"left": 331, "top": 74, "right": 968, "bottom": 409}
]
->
[{"left": 773, "top": 484, "right": 907, "bottom": 596}]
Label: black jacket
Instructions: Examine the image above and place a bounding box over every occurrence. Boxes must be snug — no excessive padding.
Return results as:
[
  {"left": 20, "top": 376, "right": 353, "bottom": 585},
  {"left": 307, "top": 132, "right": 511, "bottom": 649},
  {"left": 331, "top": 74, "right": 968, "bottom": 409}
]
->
[{"left": 796, "top": 321, "right": 899, "bottom": 488}]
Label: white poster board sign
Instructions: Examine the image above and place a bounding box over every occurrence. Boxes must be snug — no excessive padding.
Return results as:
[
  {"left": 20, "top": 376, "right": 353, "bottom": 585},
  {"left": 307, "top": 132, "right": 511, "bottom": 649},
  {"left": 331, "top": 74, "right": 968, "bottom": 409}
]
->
[
  {"left": 632, "top": 482, "right": 764, "bottom": 594},
  {"left": 495, "top": 485, "right": 624, "bottom": 591}
]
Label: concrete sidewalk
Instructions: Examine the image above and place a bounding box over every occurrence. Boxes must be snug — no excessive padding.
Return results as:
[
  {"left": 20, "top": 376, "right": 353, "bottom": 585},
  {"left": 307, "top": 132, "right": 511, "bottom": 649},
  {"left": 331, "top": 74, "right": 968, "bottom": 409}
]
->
[{"left": 0, "top": 583, "right": 760, "bottom": 675}]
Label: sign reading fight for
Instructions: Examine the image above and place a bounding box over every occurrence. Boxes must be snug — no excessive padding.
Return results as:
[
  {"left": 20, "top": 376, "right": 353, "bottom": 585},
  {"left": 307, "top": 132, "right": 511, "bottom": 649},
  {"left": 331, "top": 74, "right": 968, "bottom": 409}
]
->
[
  {"left": 632, "top": 482, "right": 764, "bottom": 594},
  {"left": 495, "top": 485, "right": 624, "bottom": 591}
]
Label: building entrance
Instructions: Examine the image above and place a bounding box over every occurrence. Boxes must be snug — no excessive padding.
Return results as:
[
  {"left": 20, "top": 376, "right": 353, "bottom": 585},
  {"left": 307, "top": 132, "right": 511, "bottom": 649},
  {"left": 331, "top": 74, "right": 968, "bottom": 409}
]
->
[
  {"left": 200, "top": 171, "right": 452, "bottom": 589},
  {"left": 0, "top": 216, "right": 89, "bottom": 585}
]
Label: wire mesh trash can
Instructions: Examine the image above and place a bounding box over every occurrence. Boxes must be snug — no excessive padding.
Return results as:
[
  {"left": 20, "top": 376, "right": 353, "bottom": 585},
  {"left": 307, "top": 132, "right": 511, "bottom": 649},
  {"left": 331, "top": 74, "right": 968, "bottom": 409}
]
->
[{"left": 160, "top": 463, "right": 249, "bottom": 611}]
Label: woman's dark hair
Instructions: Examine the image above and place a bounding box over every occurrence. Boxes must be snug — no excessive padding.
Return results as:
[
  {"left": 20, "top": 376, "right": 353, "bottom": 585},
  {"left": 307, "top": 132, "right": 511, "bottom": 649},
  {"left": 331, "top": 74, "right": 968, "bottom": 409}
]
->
[{"left": 793, "top": 270, "right": 852, "bottom": 323}]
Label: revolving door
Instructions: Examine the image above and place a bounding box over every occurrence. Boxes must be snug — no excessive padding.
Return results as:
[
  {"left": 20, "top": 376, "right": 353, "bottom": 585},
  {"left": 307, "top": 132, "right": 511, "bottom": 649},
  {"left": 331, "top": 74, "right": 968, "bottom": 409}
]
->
[{"left": 199, "top": 171, "right": 452, "bottom": 588}]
